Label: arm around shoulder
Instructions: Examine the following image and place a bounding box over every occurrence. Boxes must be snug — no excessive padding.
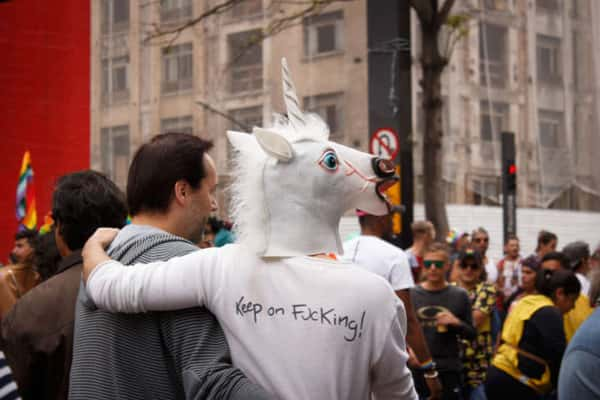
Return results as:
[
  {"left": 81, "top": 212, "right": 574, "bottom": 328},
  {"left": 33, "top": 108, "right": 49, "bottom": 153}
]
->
[{"left": 86, "top": 249, "right": 213, "bottom": 313}]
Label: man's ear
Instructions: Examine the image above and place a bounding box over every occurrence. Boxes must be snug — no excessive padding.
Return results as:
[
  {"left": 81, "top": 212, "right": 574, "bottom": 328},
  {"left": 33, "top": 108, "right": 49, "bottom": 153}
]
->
[{"left": 173, "top": 180, "right": 188, "bottom": 205}]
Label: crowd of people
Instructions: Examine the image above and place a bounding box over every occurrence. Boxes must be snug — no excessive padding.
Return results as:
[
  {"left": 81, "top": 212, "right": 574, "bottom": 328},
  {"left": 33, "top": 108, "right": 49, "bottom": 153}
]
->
[
  {"left": 3, "top": 54, "right": 599, "bottom": 400},
  {"left": 0, "top": 132, "right": 597, "bottom": 400},
  {"left": 344, "top": 213, "right": 599, "bottom": 399}
]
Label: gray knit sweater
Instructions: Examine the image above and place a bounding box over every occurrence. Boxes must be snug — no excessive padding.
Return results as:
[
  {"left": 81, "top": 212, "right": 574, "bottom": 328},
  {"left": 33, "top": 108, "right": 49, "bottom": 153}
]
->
[{"left": 69, "top": 225, "right": 270, "bottom": 400}]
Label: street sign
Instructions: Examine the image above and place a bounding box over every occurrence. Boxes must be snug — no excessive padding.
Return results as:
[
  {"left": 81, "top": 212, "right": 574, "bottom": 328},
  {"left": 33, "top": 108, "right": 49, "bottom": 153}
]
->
[{"left": 369, "top": 128, "right": 400, "bottom": 160}]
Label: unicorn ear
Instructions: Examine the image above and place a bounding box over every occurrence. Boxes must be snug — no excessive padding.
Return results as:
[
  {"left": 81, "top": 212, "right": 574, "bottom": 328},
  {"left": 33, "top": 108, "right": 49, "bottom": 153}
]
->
[{"left": 253, "top": 127, "right": 294, "bottom": 162}]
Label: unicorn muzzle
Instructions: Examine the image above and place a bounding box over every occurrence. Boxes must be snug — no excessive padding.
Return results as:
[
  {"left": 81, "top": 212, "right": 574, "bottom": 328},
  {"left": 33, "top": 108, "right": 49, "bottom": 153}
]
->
[
  {"left": 372, "top": 158, "right": 397, "bottom": 208},
  {"left": 372, "top": 158, "right": 395, "bottom": 178}
]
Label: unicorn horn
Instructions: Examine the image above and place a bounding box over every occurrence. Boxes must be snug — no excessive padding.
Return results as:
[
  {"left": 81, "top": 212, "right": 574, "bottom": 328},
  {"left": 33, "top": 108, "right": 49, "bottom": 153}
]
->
[{"left": 281, "top": 58, "right": 305, "bottom": 131}]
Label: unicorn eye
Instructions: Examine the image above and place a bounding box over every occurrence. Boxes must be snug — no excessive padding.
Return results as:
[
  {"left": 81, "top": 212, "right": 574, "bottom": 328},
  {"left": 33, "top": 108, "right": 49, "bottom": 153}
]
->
[{"left": 318, "top": 150, "right": 339, "bottom": 172}]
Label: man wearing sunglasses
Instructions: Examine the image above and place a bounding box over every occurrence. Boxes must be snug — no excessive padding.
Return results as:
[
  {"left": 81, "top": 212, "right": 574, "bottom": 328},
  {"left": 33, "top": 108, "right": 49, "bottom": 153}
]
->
[
  {"left": 411, "top": 243, "right": 476, "bottom": 399},
  {"left": 471, "top": 228, "right": 496, "bottom": 285},
  {"left": 454, "top": 249, "right": 497, "bottom": 400}
]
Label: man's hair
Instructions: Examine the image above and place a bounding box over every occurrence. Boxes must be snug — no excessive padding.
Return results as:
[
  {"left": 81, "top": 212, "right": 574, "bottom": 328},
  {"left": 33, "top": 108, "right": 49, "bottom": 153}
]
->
[
  {"left": 471, "top": 227, "right": 488, "bottom": 238},
  {"left": 14, "top": 229, "right": 38, "bottom": 246},
  {"left": 562, "top": 241, "right": 591, "bottom": 271},
  {"left": 127, "top": 133, "right": 214, "bottom": 216},
  {"left": 536, "top": 268, "right": 581, "bottom": 299},
  {"left": 34, "top": 229, "right": 61, "bottom": 281},
  {"left": 424, "top": 242, "right": 449, "bottom": 260},
  {"left": 504, "top": 234, "right": 519, "bottom": 245},
  {"left": 536, "top": 230, "right": 557, "bottom": 251},
  {"left": 411, "top": 220, "right": 433, "bottom": 237},
  {"left": 52, "top": 170, "right": 128, "bottom": 251},
  {"left": 540, "top": 251, "right": 570, "bottom": 270}
]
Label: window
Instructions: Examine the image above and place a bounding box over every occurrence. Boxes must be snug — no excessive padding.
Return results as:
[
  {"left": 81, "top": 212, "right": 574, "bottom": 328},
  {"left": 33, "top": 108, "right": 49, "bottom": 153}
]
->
[
  {"left": 303, "top": 11, "right": 343, "bottom": 57},
  {"left": 161, "top": 115, "right": 193, "bottom": 135},
  {"left": 100, "top": 125, "right": 130, "bottom": 188},
  {"left": 538, "top": 110, "right": 562, "bottom": 148},
  {"left": 230, "top": 106, "right": 263, "bottom": 131},
  {"left": 536, "top": 0, "right": 560, "bottom": 13},
  {"left": 480, "top": 101, "right": 508, "bottom": 141},
  {"left": 479, "top": 23, "right": 507, "bottom": 88},
  {"left": 537, "top": 35, "right": 562, "bottom": 83},
  {"left": 229, "top": 0, "right": 262, "bottom": 20},
  {"left": 101, "top": 55, "right": 129, "bottom": 104},
  {"left": 304, "top": 93, "right": 344, "bottom": 139},
  {"left": 160, "top": 0, "right": 192, "bottom": 23},
  {"left": 162, "top": 43, "right": 193, "bottom": 94},
  {"left": 101, "top": 0, "right": 129, "bottom": 33},
  {"left": 228, "top": 30, "right": 263, "bottom": 94},
  {"left": 571, "top": 0, "right": 589, "bottom": 18}
]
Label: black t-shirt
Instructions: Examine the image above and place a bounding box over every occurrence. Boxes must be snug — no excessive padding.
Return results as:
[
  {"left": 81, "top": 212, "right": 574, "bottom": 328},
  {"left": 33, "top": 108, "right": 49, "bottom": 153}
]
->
[{"left": 410, "top": 285, "right": 476, "bottom": 372}]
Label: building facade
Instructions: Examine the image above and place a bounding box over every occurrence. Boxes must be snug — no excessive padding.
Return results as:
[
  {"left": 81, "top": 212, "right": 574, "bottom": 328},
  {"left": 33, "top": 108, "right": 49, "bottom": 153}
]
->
[{"left": 91, "top": 0, "right": 600, "bottom": 216}]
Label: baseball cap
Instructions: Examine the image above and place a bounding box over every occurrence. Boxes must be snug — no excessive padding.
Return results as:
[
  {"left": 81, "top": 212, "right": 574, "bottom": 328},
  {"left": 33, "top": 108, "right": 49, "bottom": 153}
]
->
[{"left": 458, "top": 248, "right": 482, "bottom": 266}]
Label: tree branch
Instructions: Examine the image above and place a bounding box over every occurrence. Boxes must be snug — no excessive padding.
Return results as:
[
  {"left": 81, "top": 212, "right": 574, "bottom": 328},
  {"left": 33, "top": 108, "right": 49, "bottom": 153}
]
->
[
  {"left": 196, "top": 99, "right": 251, "bottom": 131},
  {"left": 144, "top": 0, "right": 243, "bottom": 44},
  {"left": 409, "top": 0, "right": 434, "bottom": 26}
]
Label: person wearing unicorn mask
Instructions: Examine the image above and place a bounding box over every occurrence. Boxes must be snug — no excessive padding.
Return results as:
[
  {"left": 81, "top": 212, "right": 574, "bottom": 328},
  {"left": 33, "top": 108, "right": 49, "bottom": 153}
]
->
[{"left": 80, "top": 59, "right": 417, "bottom": 400}]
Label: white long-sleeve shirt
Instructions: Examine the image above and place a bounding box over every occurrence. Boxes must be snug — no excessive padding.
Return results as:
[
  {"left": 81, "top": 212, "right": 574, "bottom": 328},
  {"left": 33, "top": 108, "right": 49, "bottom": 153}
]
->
[{"left": 87, "top": 243, "right": 417, "bottom": 400}]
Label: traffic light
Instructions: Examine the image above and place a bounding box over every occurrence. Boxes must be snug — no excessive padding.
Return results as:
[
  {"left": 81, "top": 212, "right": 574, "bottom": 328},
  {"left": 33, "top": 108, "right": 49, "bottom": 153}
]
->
[
  {"left": 506, "top": 161, "right": 517, "bottom": 193},
  {"left": 501, "top": 132, "right": 517, "bottom": 243}
]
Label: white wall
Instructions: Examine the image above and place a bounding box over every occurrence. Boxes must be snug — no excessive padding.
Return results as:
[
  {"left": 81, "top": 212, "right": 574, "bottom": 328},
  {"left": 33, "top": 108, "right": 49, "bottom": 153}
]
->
[{"left": 340, "top": 204, "right": 600, "bottom": 261}]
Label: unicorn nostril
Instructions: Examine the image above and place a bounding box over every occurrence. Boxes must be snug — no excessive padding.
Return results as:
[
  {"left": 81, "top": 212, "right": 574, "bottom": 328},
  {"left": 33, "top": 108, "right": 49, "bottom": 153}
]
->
[{"left": 372, "top": 158, "right": 395, "bottom": 178}]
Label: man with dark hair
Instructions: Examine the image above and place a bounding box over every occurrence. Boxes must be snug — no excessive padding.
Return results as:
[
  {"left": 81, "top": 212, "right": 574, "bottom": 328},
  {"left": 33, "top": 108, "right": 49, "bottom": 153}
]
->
[
  {"left": 0, "top": 230, "right": 40, "bottom": 319},
  {"left": 541, "top": 251, "right": 593, "bottom": 341},
  {"left": 534, "top": 230, "right": 558, "bottom": 261},
  {"left": 562, "top": 241, "right": 591, "bottom": 296},
  {"left": 70, "top": 133, "right": 270, "bottom": 399},
  {"left": 1, "top": 170, "right": 128, "bottom": 400},
  {"left": 471, "top": 227, "right": 496, "bottom": 284},
  {"left": 497, "top": 235, "right": 522, "bottom": 299},
  {"left": 343, "top": 211, "right": 443, "bottom": 399},
  {"left": 453, "top": 248, "right": 496, "bottom": 398}
]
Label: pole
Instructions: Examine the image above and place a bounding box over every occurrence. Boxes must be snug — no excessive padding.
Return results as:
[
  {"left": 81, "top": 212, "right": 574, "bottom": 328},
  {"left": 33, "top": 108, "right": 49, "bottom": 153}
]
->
[{"left": 367, "top": 0, "right": 414, "bottom": 248}]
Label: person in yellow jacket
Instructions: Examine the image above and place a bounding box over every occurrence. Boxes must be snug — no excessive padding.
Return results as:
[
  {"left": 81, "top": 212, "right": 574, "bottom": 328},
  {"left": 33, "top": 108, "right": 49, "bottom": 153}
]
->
[
  {"left": 484, "top": 268, "right": 581, "bottom": 399},
  {"left": 539, "top": 251, "right": 593, "bottom": 341}
]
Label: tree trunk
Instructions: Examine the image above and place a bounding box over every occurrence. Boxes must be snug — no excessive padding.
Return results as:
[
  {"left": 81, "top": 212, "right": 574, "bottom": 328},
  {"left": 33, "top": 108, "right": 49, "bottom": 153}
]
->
[{"left": 420, "top": 25, "right": 449, "bottom": 241}]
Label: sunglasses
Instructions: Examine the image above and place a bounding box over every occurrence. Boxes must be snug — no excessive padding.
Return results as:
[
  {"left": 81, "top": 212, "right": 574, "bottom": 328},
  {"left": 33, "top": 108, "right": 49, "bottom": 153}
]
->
[
  {"left": 473, "top": 237, "right": 489, "bottom": 243},
  {"left": 423, "top": 260, "right": 445, "bottom": 269},
  {"left": 460, "top": 263, "right": 479, "bottom": 270}
]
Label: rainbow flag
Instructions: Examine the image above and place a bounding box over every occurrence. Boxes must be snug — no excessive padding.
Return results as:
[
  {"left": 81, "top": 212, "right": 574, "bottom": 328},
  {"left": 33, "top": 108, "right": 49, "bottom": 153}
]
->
[
  {"left": 16, "top": 151, "right": 37, "bottom": 231},
  {"left": 39, "top": 213, "right": 54, "bottom": 235}
]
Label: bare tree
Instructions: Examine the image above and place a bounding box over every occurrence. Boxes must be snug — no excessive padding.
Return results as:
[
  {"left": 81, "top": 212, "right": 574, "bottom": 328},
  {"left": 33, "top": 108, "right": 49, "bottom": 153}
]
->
[{"left": 409, "top": 0, "right": 467, "bottom": 240}]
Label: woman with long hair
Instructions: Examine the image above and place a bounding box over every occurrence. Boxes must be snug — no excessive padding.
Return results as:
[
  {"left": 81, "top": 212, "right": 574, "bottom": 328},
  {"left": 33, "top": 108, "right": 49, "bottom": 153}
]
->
[{"left": 485, "top": 268, "right": 580, "bottom": 399}]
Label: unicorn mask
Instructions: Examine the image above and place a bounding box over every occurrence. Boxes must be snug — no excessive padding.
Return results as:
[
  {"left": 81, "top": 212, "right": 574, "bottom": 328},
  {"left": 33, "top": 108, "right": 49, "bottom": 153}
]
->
[{"left": 228, "top": 58, "right": 396, "bottom": 257}]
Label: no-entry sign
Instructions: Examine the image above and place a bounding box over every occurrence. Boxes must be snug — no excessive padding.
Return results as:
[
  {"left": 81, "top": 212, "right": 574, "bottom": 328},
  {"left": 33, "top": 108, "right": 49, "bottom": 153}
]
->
[{"left": 369, "top": 128, "right": 399, "bottom": 160}]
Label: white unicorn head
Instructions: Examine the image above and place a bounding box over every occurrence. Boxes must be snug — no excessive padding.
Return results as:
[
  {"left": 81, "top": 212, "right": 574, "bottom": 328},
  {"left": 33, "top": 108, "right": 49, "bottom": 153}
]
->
[{"left": 227, "top": 58, "right": 396, "bottom": 257}]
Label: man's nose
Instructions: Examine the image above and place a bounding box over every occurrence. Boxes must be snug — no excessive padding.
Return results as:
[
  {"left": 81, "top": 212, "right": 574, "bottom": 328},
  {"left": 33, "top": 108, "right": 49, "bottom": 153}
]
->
[{"left": 371, "top": 157, "right": 395, "bottom": 178}]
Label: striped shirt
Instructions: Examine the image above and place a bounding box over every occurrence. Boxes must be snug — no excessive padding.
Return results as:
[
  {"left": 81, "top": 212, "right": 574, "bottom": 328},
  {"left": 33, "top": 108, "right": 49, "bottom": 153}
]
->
[
  {"left": 69, "top": 225, "right": 270, "bottom": 400},
  {"left": 0, "top": 351, "right": 20, "bottom": 400}
]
